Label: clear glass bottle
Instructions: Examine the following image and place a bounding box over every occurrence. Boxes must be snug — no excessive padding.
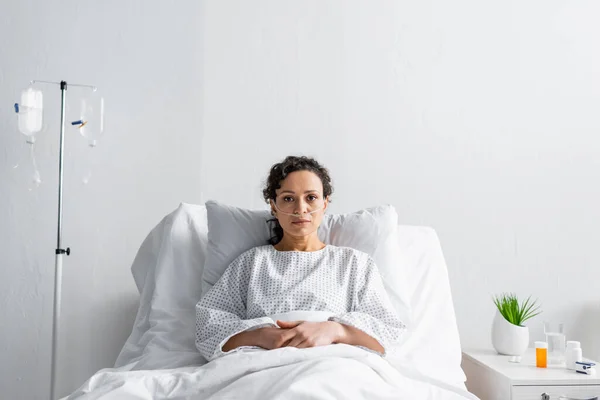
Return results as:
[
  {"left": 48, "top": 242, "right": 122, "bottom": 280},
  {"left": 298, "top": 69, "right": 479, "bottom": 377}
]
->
[{"left": 544, "top": 321, "right": 566, "bottom": 365}]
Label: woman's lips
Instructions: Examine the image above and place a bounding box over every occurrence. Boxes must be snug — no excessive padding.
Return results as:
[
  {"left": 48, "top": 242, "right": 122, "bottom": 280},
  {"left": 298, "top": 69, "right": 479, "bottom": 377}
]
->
[{"left": 292, "top": 220, "right": 311, "bottom": 225}]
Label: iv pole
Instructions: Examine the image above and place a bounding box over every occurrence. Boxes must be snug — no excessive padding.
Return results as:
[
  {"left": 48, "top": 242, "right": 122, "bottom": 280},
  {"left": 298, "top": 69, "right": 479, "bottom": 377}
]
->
[{"left": 31, "top": 79, "right": 97, "bottom": 400}]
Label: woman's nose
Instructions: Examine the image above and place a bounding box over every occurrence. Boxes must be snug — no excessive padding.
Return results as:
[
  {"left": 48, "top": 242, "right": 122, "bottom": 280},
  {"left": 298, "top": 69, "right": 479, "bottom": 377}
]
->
[{"left": 294, "top": 199, "right": 309, "bottom": 213}]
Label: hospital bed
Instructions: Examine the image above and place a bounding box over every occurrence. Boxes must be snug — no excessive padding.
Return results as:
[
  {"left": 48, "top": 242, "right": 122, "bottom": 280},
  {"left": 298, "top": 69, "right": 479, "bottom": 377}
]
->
[{"left": 63, "top": 203, "right": 478, "bottom": 399}]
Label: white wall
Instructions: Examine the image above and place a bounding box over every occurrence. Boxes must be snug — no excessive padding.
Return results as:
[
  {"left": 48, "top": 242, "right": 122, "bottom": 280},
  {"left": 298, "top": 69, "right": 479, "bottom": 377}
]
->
[
  {"left": 200, "top": 0, "right": 600, "bottom": 360},
  {"left": 2, "top": 1, "right": 600, "bottom": 398},
  {"left": 0, "top": 1, "right": 203, "bottom": 398}
]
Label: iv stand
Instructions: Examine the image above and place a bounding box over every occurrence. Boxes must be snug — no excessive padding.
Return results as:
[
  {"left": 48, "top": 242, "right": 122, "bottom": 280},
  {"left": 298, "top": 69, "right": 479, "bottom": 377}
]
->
[{"left": 31, "top": 79, "right": 96, "bottom": 400}]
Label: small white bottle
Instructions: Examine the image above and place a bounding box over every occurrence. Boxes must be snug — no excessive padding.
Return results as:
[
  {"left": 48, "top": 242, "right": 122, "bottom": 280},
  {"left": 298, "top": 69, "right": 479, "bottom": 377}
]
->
[{"left": 566, "top": 341, "right": 582, "bottom": 370}]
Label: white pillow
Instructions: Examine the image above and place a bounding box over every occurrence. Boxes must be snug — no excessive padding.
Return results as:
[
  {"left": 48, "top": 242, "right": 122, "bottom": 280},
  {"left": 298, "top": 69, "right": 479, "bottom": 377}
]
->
[
  {"left": 114, "top": 203, "right": 208, "bottom": 369},
  {"left": 202, "top": 200, "right": 412, "bottom": 327}
]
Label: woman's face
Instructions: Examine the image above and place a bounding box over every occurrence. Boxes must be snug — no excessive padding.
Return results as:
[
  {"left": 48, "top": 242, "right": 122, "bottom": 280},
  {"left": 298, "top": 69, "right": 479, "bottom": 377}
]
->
[{"left": 271, "top": 170, "right": 328, "bottom": 239}]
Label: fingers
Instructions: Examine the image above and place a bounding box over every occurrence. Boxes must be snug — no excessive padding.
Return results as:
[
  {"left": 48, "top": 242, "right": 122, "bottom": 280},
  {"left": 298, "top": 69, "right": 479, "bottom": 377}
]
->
[
  {"left": 277, "top": 328, "right": 299, "bottom": 348},
  {"left": 286, "top": 335, "right": 305, "bottom": 348},
  {"left": 297, "top": 340, "right": 312, "bottom": 348},
  {"left": 277, "top": 320, "right": 303, "bottom": 328},
  {"left": 282, "top": 328, "right": 297, "bottom": 342},
  {"left": 284, "top": 327, "right": 305, "bottom": 348}
]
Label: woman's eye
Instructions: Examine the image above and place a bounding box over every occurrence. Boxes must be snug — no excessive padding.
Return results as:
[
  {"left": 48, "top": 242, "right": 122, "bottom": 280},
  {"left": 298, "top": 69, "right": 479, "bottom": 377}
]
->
[
  {"left": 307, "top": 195, "right": 318, "bottom": 202},
  {"left": 283, "top": 197, "right": 294, "bottom": 202}
]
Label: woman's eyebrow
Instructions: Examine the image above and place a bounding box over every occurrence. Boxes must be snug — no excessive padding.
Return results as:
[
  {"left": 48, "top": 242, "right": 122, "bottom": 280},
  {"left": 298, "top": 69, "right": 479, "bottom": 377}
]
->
[{"left": 279, "top": 190, "right": 320, "bottom": 194}]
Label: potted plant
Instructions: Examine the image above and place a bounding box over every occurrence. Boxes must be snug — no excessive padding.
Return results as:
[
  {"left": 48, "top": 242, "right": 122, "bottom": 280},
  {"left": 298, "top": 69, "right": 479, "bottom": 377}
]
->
[{"left": 491, "top": 293, "right": 541, "bottom": 356}]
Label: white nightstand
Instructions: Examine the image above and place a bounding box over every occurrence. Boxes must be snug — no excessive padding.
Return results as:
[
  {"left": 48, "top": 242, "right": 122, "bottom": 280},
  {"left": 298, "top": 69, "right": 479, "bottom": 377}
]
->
[{"left": 462, "top": 349, "right": 600, "bottom": 400}]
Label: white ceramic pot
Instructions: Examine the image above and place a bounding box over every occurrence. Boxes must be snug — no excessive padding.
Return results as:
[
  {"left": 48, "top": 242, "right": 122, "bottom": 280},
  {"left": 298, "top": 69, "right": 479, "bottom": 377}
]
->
[{"left": 491, "top": 311, "right": 529, "bottom": 356}]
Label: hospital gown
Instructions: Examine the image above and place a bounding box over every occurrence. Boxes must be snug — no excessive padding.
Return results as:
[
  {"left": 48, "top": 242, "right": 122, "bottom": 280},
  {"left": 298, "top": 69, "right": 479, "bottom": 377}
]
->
[{"left": 195, "top": 245, "right": 405, "bottom": 361}]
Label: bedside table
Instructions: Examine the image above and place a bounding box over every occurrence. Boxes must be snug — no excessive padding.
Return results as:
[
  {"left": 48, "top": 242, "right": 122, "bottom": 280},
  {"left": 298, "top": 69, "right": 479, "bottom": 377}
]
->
[{"left": 462, "top": 349, "right": 600, "bottom": 400}]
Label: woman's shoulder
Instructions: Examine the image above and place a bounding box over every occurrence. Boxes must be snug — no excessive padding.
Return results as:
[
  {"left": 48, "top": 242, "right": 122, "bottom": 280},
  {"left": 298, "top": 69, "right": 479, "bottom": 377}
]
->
[{"left": 221, "top": 245, "right": 273, "bottom": 279}]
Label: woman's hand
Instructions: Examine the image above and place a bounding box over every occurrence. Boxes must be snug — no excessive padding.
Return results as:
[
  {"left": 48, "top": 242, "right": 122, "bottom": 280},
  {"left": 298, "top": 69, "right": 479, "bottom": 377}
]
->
[
  {"left": 276, "top": 320, "right": 345, "bottom": 348},
  {"left": 253, "top": 327, "right": 298, "bottom": 350},
  {"left": 223, "top": 326, "right": 296, "bottom": 352}
]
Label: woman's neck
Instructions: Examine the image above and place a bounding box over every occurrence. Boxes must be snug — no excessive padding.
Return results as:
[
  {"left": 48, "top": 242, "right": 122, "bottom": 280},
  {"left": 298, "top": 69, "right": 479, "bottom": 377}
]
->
[{"left": 274, "top": 234, "right": 326, "bottom": 252}]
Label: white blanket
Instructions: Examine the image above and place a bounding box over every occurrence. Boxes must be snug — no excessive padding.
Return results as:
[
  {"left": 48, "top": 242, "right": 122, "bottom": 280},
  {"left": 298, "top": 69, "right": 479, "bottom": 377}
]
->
[{"left": 66, "top": 345, "right": 477, "bottom": 400}]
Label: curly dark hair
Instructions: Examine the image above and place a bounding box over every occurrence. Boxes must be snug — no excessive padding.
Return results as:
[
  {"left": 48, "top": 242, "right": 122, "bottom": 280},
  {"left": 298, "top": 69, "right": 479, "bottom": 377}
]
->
[{"left": 263, "top": 156, "right": 333, "bottom": 245}]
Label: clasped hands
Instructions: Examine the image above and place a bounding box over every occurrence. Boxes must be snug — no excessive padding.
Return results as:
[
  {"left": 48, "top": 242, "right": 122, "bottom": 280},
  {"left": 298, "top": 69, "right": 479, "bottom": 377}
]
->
[
  {"left": 254, "top": 320, "right": 346, "bottom": 350},
  {"left": 223, "top": 318, "right": 383, "bottom": 354}
]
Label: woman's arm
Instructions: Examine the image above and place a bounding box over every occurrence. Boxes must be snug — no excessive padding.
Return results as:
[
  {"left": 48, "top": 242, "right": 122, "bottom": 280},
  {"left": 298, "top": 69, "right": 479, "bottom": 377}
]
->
[
  {"left": 327, "top": 256, "right": 405, "bottom": 355},
  {"left": 222, "top": 329, "right": 258, "bottom": 352},
  {"left": 335, "top": 322, "right": 385, "bottom": 354},
  {"left": 222, "top": 326, "right": 297, "bottom": 352},
  {"left": 195, "top": 252, "right": 278, "bottom": 361}
]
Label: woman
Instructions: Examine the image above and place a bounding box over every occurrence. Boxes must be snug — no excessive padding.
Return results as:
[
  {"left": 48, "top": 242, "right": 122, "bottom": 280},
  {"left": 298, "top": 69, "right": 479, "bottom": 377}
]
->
[{"left": 195, "top": 156, "right": 404, "bottom": 362}]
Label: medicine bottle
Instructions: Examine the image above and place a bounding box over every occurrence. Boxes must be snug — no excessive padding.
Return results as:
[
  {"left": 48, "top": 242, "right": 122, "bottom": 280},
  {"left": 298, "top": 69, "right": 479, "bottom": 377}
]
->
[
  {"left": 566, "top": 341, "right": 582, "bottom": 370},
  {"left": 536, "top": 341, "right": 548, "bottom": 368}
]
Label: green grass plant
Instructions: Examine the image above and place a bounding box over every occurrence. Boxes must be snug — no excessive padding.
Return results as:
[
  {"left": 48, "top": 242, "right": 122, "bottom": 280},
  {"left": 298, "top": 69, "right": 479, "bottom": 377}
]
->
[{"left": 493, "top": 293, "right": 541, "bottom": 326}]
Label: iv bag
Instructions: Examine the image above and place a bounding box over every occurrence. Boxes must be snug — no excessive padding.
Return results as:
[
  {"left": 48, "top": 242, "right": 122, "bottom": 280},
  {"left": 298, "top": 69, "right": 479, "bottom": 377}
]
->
[
  {"left": 17, "top": 87, "right": 44, "bottom": 140},
  {"left": 77, "top": 89, "right": 104, "bottom": 147},
  {"left": 13, "top": 85, "right": 43, "bottom": 189}
]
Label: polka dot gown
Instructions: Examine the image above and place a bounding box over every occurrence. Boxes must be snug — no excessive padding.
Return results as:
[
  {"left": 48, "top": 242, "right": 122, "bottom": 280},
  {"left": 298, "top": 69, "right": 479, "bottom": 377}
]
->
[{"left": 195, "top": 245, "right": 405, "bottom": 361}]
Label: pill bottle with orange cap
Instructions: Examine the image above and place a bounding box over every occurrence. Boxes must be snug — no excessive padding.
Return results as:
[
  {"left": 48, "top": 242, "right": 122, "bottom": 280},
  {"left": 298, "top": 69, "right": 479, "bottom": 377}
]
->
[{"left": 536, "top": 341, "right": 548, "bottom": 368}]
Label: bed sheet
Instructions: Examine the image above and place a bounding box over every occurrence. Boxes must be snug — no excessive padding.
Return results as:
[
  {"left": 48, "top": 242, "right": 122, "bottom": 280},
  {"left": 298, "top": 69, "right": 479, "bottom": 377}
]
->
[{"left": 65, "top": 345, "right": 477, "bottom": 400}]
